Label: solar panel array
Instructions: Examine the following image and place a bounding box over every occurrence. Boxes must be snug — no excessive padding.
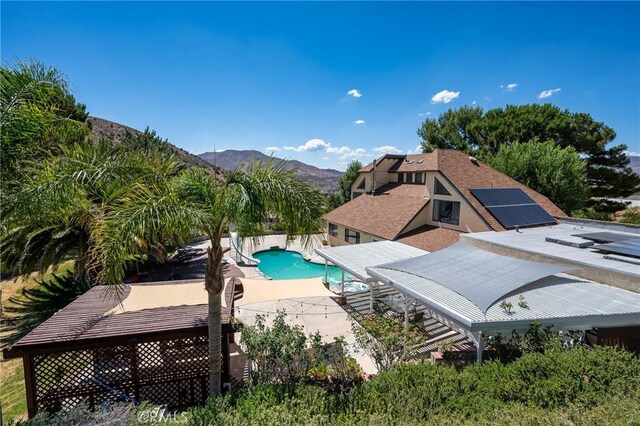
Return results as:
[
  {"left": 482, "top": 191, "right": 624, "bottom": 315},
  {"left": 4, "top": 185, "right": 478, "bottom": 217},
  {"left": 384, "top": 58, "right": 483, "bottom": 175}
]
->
[
  {"left": 592, "top": 239, "right": 640, "bottom": 259},
  {"left": 470, "top": 188, "right": 557, "bottom": 229},
  {"left": 573, "top": 232, "right": 637, "bottom": 244}
]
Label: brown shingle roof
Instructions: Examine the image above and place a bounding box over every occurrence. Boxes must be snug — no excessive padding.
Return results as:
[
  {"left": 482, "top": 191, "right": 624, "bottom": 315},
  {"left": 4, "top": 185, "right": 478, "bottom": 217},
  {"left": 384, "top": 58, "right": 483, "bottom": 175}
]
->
[
  {"left": 389, "top": 153, "right": 438, "bottom": 172},
  {"left": 396, "top": 225, "right": 461, "bottom": 252},
  {"left": 9, "top": 280, "right": 232, "bottom": 351},
  {"left": 324, "top": 183, "right": 428, "bottom": 240},
  {"left": 333, "top": 149, "right": 566, "bottom": 237},
  {"left": 435, "top": 150, "right": 567, "bottom": 231}
]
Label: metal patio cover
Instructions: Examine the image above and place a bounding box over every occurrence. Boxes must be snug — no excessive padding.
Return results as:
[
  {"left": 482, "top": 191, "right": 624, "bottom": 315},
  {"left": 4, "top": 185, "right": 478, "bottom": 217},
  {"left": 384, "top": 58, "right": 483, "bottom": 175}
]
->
[{"left": 375, "top": 241, "right": 572, "bottom": 312}]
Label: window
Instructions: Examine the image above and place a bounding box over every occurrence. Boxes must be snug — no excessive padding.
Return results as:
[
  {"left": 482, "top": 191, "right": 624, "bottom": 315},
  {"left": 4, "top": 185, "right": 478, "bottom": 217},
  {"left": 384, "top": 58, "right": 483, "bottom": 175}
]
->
[
  {"left": 344, "top": 228, "right": 361, "bottom": 244},
  {"left": 432, "top": 200, "right": 460, "bottom": 225},
  {"left": 398, "top": 173, "right": 405, "bottom": 183},
  {"left": 434, "top": 177, "right": 451, "bottom": 195},
  {"left": 415, "top": 173, "right": 423, "bottom": 184},
  {"left": 328, "top": 223, "right": 338, "bottom": 237},
  {"left": 357, "top": 178, "right": 365, "bottom": 190},
  {"left": 406, "top": 173, "right": 413, "bottom": 183}
]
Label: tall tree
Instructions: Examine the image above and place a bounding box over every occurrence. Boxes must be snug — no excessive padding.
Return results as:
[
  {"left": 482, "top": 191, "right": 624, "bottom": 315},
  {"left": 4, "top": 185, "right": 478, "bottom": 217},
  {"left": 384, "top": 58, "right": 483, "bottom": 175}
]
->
[
  {"left": 1, "top": 141, "right": 182, "bottom": 281},
  {"left": 0, "top": 59, "right": 89, "bottom": 190},
  {"left": 94, "top": 160, "right": 325, "bottom": 395},
  {"left": 486, "top": 141, "right": 589, "bottom": 213},
  {"left": 338, "top": 160, "right": 363, "bottom": 204},
  {"left": 418, "top": 104, "right": 640, "bottom": 211}
]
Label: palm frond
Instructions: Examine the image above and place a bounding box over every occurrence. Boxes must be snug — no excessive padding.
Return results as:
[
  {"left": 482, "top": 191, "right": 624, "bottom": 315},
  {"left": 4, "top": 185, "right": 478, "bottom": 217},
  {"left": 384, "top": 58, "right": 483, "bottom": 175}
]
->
[{"left": 1, "top": 272, "right": 91, "bottom": 347}]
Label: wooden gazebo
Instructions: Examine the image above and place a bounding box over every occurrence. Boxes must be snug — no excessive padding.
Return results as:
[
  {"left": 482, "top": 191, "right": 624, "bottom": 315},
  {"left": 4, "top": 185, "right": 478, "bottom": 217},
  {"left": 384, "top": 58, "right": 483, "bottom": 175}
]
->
[{"left": 3, "top": 278, "right": 243, "bottom": 418}]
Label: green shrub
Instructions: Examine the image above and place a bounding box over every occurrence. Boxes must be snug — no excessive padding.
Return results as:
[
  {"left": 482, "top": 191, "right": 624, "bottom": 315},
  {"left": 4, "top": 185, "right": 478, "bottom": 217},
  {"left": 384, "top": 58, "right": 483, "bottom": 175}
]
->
[
  {"left": 183, "top": 345, "right": 640, "bottom": 425},
  {"left": 619, "top": 207, "right": 640, "bottom": 225},
  {"left": 572, "top": 208, "right": 612, "bottom": 221}
]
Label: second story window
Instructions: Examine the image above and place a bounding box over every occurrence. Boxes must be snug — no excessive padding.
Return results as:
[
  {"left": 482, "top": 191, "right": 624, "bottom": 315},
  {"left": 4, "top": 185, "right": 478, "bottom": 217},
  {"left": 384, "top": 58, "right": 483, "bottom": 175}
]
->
[
  {"left": 406, "top": 173, "right": 413, "bottom": 183},
  {"left": 433, "top": 200, "right": 460, "bottom": 225},
  {"left": 328, "top": 223, "right": 338, "bottom": 237},
  {"left": 434, "top": 177, "right": 451, "bottom": 195},
  {"left": 415, "top": 173, "right": 423, "bottom": 184},
  {"left": 345, "top": 228, "right": 361, "bottom": 244},
  {"left": 398, "top": 173, "right": 405, "bottom": 183},
  {"left": 357, "top": 178, "right": 365, "bottom": 190}
]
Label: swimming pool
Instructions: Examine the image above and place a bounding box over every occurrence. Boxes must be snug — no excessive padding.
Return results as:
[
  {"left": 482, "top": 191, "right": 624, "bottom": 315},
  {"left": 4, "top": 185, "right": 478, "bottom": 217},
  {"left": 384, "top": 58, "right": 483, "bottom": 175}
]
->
[{"left": 253, "top": 249, "right": 353, "bottom": 287}]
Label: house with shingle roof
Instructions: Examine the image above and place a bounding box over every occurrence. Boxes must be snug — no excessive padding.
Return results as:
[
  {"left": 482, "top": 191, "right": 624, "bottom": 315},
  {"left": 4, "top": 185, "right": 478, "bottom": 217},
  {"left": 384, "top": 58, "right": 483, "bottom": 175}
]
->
[{"left": 324, "top": 149, "right": 566, "bottom": 252}]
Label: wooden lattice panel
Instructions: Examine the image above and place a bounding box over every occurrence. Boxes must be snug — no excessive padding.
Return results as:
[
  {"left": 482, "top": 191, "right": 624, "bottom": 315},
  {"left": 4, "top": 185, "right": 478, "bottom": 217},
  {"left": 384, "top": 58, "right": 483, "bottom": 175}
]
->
[{"left": 32, "top": 336, "right": 211, "bottom": 414}]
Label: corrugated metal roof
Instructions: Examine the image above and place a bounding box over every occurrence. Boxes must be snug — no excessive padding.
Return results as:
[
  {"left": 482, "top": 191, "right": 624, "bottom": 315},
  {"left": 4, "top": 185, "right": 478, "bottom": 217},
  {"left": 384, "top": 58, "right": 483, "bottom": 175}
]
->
[
  {"left": 366, "top": 268, "right": 640, "bottom": 332},
  {"left": 315, "top": 241, "right": 428, "bottom": 282},
  {"left": 376, "top": 242, "right": 571, "bottom": 312},
  {"left": 463, "top": 223, "right": 640, "bottom": 279}
]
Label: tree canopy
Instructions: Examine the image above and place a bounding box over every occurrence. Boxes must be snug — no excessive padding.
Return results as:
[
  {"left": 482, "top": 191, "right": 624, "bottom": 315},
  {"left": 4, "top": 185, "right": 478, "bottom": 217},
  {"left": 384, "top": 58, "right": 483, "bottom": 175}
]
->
[
  {"left": 0, "top": 59, "right": 89, "bottom": 190},
  {"left": 337, "top": 160, "right": 363, "bottom": 204},
  {"left": 418, "top": 104, "right": 640, "bottom": 211},
  {"left": 486, "top": 141, "right": 589, "bottom": 213}
]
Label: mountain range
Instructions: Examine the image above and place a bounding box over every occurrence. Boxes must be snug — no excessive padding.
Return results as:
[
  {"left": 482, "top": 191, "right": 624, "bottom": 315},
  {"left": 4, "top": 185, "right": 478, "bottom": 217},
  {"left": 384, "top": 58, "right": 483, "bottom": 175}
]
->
[
  {"left": 198, "top": 150, "right": 342, "bottom": 192},
  {"left": 87, "top": 116, "right": 638, "bottom": 194}
]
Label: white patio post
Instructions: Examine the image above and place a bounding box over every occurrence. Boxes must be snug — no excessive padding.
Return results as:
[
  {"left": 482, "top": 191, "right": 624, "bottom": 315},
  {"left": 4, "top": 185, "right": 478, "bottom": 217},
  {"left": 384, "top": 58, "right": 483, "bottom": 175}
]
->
[
  {"left": 403, "top": 297, "right": 409, "bottom": 329},
  {"left": 369, "top": 282, "right": 374, "bottom": 313},
  {"left": 473, "top": 331, "right": 484, "bottom": 363},
  {"left": 341, "top": 269, "right": 345, "bottom": 294},
  {"left": 324, "top": 259, "right": 328, "bottom": 283}
]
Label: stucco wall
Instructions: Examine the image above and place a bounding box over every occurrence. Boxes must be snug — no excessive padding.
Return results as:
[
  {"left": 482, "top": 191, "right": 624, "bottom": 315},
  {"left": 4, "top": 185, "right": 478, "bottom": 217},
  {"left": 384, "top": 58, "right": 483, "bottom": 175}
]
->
[
  {"left": 423, "top": 172, "right": 490, "bottom": 233},
  {"left": 326, "top": 222, "right": 384, "bottom": 247}
]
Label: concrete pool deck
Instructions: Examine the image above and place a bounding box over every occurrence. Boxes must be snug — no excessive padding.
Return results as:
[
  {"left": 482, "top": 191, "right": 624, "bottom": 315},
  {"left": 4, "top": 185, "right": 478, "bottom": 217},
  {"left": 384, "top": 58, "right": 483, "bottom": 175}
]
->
[
  {"left": 182, "top": 234, "right": 378, "bottom": 377},
  {"left": 235, "top": 277, "right": 336, "bottom": 306},
  {"left": 235, "top": 296, "right": 378, "bottom": 375}
]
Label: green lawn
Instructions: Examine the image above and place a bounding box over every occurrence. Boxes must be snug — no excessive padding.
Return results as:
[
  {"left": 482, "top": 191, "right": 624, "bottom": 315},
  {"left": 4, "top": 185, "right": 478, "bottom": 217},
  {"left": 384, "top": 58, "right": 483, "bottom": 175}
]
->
[
  {"left": 1, "top": 260, "right": 75, "bottom": 421},
  {"left": 1, "top": 357, "right": 27, "bottom": 422}
]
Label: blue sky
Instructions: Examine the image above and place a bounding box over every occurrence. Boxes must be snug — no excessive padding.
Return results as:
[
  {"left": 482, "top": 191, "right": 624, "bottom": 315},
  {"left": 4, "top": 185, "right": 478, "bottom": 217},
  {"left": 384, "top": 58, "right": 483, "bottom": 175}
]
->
[{"left": 2, "top": 1, "right": 639, "bottom": 170}]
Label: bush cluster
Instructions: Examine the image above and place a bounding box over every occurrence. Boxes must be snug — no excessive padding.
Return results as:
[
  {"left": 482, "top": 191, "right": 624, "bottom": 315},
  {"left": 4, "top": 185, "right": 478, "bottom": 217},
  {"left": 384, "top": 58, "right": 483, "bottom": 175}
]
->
[
  {"left": 14, "top": 346, "right": 640, "bottom": 425},
  {"left": 186, "top": 346, "right": 640, "bottom": 425}
]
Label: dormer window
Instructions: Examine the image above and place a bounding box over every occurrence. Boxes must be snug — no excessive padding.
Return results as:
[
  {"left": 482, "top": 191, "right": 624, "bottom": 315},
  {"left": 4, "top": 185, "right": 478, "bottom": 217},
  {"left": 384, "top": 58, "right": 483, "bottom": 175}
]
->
[
  {"left": 357, "top": 178, "right": 365, "bottom": 190},
  {"left": 398, "top": 173, "right": 405, "bottom": 183},
  {"left": 434, "top": 177, "right": 451, "bottom": 195},
  {"left": 415, "top": 173, "right": 423, "bottom": 184}
]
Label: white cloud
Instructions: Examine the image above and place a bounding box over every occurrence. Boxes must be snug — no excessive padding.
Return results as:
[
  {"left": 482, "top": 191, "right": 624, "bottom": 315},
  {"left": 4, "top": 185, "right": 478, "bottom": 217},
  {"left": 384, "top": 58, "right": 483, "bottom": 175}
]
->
[
  {"left": 347, "top": 89, "right": 362, "bottom": 98},
  {"left": 472, "top": 100, "right": 477, "bottom": 105},
  {"left": 355, "top": 119, "right": 366, "bottom": 124},
  {"left": 264, "top": 146, "right": 281, "bottom": 152},
  {"left": 431, "top": 90, "right": 460, "bottom": 104},
  {"left": 282, "top": 138, "right": 331, "bottom": 152},
  {"left": 418, "top": 112, "right": 432, "bottom": 117},
  {"left": 625, "top": 151, "right": 640, "bottom": 157},
  {"left": 322, "top": 157, "right": 329, "bottom": 160},
  {"left": 374, "top": 145, "right": 402, "bottom": 155},
  {"left": 283, "top": 138, "right": 367, "bottom": 161},
  {"left": 537, "top": 88, "right": 561, "bottom": 99},
  {"left": 408, "top": 145, "right": 423, "bottom": 155},
  {"left": 500, "top": 83, "right": 518, "bottom": 92},
  {"left": 339, "top": 148, "right": 367, "bottom": 161}
]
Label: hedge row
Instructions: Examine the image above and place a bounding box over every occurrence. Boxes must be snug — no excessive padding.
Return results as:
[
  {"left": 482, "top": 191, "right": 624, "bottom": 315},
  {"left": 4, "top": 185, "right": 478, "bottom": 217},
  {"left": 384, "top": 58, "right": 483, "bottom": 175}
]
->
[{"left": 187, "top": 346, "right": 640, "bottom": 425}]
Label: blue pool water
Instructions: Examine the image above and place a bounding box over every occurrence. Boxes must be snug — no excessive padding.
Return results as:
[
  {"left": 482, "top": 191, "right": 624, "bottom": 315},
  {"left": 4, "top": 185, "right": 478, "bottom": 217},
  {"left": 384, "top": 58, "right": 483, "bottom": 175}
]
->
[{"left": 253, "top": 249, "right": 350, "bottom": 285}]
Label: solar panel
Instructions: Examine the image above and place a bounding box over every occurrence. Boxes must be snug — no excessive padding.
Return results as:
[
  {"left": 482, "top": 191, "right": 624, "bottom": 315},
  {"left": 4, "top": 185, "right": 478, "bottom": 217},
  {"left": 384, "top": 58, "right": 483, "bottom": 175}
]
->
[
  {"left": 470, "top": 188, "right": 534, "bottom": 207},
  {"left": 470, "top": 188, "right": 557, "bottom": 229},
  {"left": 486, "top": 205, "right": 556, "bottom": 229},
  {"left": 593, "top": 240, "right": 640, "bottom": 258},
  {"left": 573, "top": 232, "right": 638, "bottom": 244}
]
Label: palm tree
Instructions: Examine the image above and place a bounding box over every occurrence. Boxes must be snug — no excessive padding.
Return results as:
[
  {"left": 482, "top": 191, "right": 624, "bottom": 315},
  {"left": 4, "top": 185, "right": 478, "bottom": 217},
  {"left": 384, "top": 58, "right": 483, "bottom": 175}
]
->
[
  {"left": 94, "top": 160, "right": 325, "bottom": 395},
  {"left": 1, "top": 141, "right": 183, "bottom": 281}
]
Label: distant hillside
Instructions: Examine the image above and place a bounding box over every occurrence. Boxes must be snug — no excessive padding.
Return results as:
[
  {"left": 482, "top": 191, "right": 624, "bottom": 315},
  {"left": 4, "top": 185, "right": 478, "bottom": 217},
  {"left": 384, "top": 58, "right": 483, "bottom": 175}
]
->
[
  {"left": 199, "top": 150, "right": 342, "bottom": 192},
  {"left": 87, "top": 116, "right": 218, "bottom": 172}
]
